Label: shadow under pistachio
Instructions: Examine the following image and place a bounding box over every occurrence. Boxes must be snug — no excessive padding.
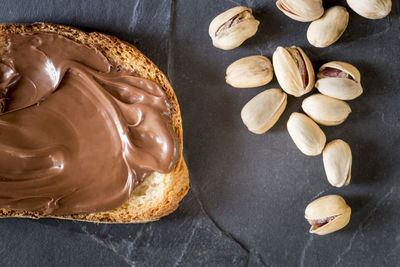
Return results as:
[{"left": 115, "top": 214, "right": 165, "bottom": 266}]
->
[{"left": 266, "top": 92, "right": 304, "bottom": 134}]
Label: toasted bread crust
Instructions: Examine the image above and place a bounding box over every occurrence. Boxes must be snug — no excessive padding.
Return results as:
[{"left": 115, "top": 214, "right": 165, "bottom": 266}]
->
[{"left": 0, "top": 22, "right": 189, "bottom": 223}]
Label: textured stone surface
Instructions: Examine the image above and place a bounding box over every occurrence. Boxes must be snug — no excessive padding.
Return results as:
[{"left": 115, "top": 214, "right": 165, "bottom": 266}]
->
[{"left": 0, "top": 0, "right": 399, "bottom": 266}]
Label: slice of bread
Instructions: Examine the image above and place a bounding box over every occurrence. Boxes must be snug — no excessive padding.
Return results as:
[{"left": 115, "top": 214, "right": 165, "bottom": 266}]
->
[{"left": 0, "top": 22, "right": 189, "bottom": 223}]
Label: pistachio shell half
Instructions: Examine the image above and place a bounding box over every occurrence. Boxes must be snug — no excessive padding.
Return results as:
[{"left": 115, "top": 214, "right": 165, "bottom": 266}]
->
[
  {"left": 302, "top": 94, "right": 351, "bottom": 126},
  {"left": 347, "top": 0, "right": 391, "bottom": 19},
  {"left": 323, "top": 139, "right": 352, "bottom": 187},
  {"left": 241, "top": 89, "right": 287, "bottom": 134},
  {"left": 287, "top": 112, "right": 326, "bottom": 156},
  {"left": 307, "top": 6, "right": 349, "bottom": 48},
  {"left": 276, "top": 0, "right": 324, "bottom": 22},
  {"left": 273, "top": 46, "right": 315, "bottom": 97},
  {"left": 226, "top": 56, "right": 273, "bottom": 88},
  {"left": 305, "top": 195, "right": 351, "bottom": 235},
  {"left": 209, "top": 6, "right": 259, "bottom": 50},
  {"left": 316, "top": 61, "right": 363, "bottom": 100}
]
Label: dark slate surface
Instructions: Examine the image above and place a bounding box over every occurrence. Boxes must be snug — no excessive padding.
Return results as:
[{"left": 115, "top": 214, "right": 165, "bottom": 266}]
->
[{"left": 0, "top": 0, "right": 399, "bottom": 266}]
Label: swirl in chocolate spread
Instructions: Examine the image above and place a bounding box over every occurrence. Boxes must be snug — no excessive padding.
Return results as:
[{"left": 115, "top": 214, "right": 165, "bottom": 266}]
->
[{"left": 0, "top": 32, "right": 179, "bottom": 215}]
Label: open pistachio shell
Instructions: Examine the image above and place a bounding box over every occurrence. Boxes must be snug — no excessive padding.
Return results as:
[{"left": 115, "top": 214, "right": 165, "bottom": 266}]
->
[
  {"left": 307, "top": 6, "right": 349, "bottom": 48},
  {"left": 287, "top": 112, "right": 326, "bottom": 156},
  {"left": 305, "top": 195, "right": 351, "bottom": 235},
  {"left": 347, "top": 0, "right": 391, "bottom": 19},
  {"left": 317, "top": 61, "right": 360, "bottom": 82},
  {"left": 226, "top": 56, "right": 273, "bottom": 88},
  {"left": 316, "top": 61, "right": 363, "bottom": 100},
  {"left": 276, "top": 0, "right": 324, "bottom": 22},
  {"left": 302, "top": 94, "right": 351, "bottom": 126},
  {"left": 323, "top": 139, "right": 352, "bottom": 187},
  {"left": 273, "top": 46, "right": 315, "bottom": 97},
  {"left": 209, "top": 6, "right": 259, "bottom": 50},
  {"left": 241, "top": 89, "right": 287, "bottom": 134}
]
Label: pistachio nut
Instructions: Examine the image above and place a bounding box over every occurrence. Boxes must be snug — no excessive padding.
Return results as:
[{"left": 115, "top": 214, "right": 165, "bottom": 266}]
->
[
  {"left": 302, "top": 94, "right": 351, "bottom": 126},
  {"left": 226, "top": 56, "right": 273, "bottom": 88},
  {"left": 272, "top": 46, "right": 315, "bottom": 97},
  {"left": 323, "top": 139, "right": 352, "bottom": 187},
  {"left": 241, "top": 89, "right": 287, "bottom": 134},
  {"left": 347, "top": 0, "right": 391, "bottom": 19},
  {"left": 305, "top": 195, "right": 351, "bottom": 235},
  {"left": 209, "top": 6, "right": 259, "bottom": 50},
  {"left": 276, "top": 0, "right": 324, "bottom": 22},
  {"left": 316, "top": 61, "right": 363, "bottom": 100},
  {"left": 286, "top": 112, "right": 326, "bottom": 156},
  {"left": 307, "top": 6, "right": 349, "bottom": 48}
]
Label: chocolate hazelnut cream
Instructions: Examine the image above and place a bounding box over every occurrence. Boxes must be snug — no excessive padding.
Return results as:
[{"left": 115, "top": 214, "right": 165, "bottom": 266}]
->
[{"left": 0, "top": 32, "right": 179, "bottom": 215}]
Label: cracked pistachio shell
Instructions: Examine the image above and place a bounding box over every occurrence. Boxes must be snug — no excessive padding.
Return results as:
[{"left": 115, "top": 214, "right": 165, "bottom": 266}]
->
[
  {"left": 241, "top": 89, "right": 287, "bottom": 134},
  {"left": 307, "top": 6, "right": 349, "bottom": 48},
  {"left": 272, "top": 46, "right": 315, "bottom": 97},
  {"left": 316, "top": 61, "right": 363, "bottom": 100},
  {"left": 226, "top": 56, "right": 273, "bottom": 88},
  {"left": 347, "top": 0, "right": 391, "bottom": 19},
  {"left": 305, "top": 195, "right": 351, "bottom": 235},
  {"left": 323, "top": 139, "right": 352, "bottom": 187},
  {"left": 209, "top": 6, "right": 259, "bottom": 50},
  {"left": 302, "top": 94, "right": 351, "bottom": 126},
  {"left": 287, "top": 112, "right": 326, "bottom": 156},
  {"left": 276, "top": 0, "right": 324, "bottom": 22}
]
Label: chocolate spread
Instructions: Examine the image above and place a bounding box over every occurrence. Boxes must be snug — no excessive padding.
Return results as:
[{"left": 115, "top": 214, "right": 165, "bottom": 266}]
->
[{"left": 0, "top": 32, "right": 179, "bottom": 215}]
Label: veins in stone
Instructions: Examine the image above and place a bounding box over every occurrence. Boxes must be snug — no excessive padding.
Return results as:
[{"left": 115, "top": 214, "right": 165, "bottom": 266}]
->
[
  {"left": 172, "top": 226, "right": 197, "bottom": 267},
  {"left": 74, "top": 222, "right": 138, "bottom": 267},
  {"left": 299, "top": 235, "right": 314, "bottom": 267},
  {"left": 129, "top": 0, "right": 141, "bottom": 31},
  {"left": 190, "top": 182, "right": 267, "bottom": 267},
  {"left": 333, "top": 188, "right": 395, "bottom": 267}
]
